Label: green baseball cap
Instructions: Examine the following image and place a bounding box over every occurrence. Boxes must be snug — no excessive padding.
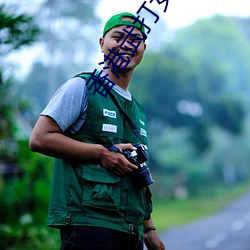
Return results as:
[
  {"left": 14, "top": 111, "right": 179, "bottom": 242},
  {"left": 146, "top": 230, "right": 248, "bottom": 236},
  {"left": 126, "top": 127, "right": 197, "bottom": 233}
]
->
[{"left": 102, "top": 12, "right": 145, "bottom": 37}]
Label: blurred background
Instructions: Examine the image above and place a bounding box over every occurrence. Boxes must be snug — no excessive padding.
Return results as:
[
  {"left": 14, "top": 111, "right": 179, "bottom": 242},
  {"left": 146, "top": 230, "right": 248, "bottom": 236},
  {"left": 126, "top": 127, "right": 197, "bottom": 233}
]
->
[{"left": 1, "top": 0, "right": 250, "bottom": 249}]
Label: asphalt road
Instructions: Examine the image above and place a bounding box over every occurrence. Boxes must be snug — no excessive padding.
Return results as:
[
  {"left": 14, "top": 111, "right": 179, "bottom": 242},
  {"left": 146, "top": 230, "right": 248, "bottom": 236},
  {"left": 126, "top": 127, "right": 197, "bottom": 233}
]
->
[{"left": 160, "top": 192, "right": 250, "bottom": 250}]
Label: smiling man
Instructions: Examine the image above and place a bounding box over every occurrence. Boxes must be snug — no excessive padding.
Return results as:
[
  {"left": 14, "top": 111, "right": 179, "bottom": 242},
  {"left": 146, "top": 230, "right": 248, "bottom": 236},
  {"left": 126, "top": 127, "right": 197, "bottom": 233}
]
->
[
  {"left": 29, "top": 12, "right": 165, "bottom": 250},
  {"left": 99, "top": 14, "right": 147, "bottom": 81}
]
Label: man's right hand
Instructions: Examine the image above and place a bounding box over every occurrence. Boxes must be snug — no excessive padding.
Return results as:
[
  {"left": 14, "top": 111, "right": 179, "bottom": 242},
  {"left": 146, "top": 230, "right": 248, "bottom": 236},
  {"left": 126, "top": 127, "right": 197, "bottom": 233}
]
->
[{"left": 99, "top": 143, "right": 138, "bottom": 176}]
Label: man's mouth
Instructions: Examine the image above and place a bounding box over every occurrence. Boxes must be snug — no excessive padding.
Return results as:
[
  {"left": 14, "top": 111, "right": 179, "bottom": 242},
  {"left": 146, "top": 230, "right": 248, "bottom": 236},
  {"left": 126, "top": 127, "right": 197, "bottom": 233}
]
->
[{"left": 119, "top": 53, "right": 134, "bottom": 59}]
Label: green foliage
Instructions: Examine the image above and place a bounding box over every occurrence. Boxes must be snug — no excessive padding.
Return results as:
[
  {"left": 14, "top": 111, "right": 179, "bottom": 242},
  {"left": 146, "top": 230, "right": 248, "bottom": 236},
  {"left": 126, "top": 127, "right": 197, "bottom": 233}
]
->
[
  {"left": 19, "top": 62, "right": 69, "bottom": 115},
  {"left": 41, "top": 0, "right": 99, "bottom": 23},
  {"left": 174, "top": 15, "right": 250, "bottom": 99},
  {"left": 185, "top": 162, "right": 212, "bottom": 196},
  {"left": 234, "top": 17, "right": 250, "bottom": 42},
  {"left": 0, "top": 224, "right": 60, "bottom": 250},
  {"left": 131, "top": 15, "right": 250, "bottom": 203},
  {"left": 132, "top": 51, "right": 202, "bottom": 128},
  {"left": 0, "top": 141, "right": 53, "bottom": 224},
  {"left": 37, "top": 0, "right": 101, "bottom": 72},
  {"left": 0, "top": 141, "right": 57, "bottom": 249},
  {"left": 188, "top": 119, "right": 211, "bottom": 153},
  {"left": 211, "top": 96, "right": 245, "bottom": 134},
  {"left": 132, "top": 15, "right": 249, "bottom": 153},
  {"left": 0, "top": 3, "right": 40, "bottom": 161},
  {"left": 0, "top": 76, "right": 15, "bottom": 140},
  {"left": 0, "top": 2, "right": 101, "bottom": 249},
  {"left": 0, "top": 4, "right": 39, "bottom": 55},
  {"left": 19, "top": 0, "right": 102, "bottom": 113},
  {"left": 0, "top": 75, "right": 18, "bottom": 161},
  {"left": 0, "top": 74, "right": 34, "bottom": 161}
]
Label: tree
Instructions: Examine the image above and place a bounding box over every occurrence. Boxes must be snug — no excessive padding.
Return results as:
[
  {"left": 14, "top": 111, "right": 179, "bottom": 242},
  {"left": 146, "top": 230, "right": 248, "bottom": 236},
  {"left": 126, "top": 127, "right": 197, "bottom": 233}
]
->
[
  {"left": 0, "top": 4, "right": 39, "bottom": 161},
  {"left": 19, "top": 0, "right": 102, "bottom": 112},
  {"left": 35, "top": 0, "right": 101, "bottom": 99},
  {"left": 0, "top": 4, "right": 39, "bottom": 56},
  {"left": 129, "top": 15, "right": 250, "bottom": 196},
  {"left": 132, "top": 15, "right": 249, "bottom": 153}
]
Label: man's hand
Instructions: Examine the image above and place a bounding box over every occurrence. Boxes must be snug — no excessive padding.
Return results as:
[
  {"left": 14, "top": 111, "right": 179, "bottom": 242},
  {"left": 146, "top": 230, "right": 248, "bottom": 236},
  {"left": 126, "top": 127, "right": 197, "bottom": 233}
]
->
[
  {"left": 144, "top": 230, "right": 165, "bottom": 250},
  {"left": 99, "top": 143, "right": 138, "bottom": 175}
]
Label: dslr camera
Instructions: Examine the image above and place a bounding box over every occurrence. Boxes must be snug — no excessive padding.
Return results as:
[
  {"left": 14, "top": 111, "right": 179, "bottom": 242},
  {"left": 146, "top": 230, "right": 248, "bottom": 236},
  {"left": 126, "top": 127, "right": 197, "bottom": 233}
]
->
[{"left": 123, "top": 143, "right": 154, "bottom": 188}]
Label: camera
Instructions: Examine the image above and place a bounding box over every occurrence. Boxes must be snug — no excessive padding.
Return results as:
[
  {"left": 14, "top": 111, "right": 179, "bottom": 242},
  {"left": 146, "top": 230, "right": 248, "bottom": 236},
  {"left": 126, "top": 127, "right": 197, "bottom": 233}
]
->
[{"left": 123, "top": 143, "right": 154, "bottom": 188}]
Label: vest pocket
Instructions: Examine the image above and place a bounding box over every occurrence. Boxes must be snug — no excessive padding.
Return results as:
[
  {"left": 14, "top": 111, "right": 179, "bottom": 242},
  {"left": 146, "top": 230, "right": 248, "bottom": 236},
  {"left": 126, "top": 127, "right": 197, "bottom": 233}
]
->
[{"left": 81, "top": 164, "right": 122, "bottom": 211}]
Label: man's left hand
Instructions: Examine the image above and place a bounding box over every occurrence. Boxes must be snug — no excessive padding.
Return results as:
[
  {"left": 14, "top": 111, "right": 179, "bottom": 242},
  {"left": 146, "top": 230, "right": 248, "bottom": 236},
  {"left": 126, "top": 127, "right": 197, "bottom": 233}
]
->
[{"left": 144, "top": 230, "right": 165, "bottom": 250}]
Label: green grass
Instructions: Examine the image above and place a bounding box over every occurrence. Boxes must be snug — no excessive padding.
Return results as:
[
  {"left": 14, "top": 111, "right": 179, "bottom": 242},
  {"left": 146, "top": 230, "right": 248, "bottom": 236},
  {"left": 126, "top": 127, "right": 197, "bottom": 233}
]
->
[{"left": 152, "top": 183, "right": 250, "bottom": 231}]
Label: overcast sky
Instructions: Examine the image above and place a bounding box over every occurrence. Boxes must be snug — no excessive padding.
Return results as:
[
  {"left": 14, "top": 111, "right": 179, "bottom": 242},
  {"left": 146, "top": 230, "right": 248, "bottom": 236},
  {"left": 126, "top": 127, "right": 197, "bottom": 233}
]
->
[
  {"left": 2, "top": 0, "right": 250, "bottom": 78},
  {"left": 2, "top": 0, "right": 250, "bottom": 29},
  {"left": 97, "top": 0, "right": 250, "bottom": 29}
]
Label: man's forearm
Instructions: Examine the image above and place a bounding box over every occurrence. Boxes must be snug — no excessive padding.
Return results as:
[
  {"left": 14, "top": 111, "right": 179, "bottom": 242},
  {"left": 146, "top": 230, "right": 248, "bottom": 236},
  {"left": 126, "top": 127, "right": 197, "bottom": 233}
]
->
[
  {"left": 31, "top": 131, "right": 105, "bottom": 160},
  {"left": 29, "top": 115, "right": 106, "bottom": 160}
]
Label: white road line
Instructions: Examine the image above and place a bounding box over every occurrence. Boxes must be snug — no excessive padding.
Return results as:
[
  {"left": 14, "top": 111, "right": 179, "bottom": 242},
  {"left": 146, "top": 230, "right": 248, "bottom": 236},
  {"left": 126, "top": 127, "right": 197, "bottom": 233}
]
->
[
  {"left": 244, "top": 212, "right": 250, "bottom": 223},
  {"left": 230, "top": 219, "right": 245, "bottom": 231},
  {"left": 205, "top": 216, "right": 248, "bottom": 249},
  {"left": 205, "top": 233, "right": 226, "bottom": 249}
]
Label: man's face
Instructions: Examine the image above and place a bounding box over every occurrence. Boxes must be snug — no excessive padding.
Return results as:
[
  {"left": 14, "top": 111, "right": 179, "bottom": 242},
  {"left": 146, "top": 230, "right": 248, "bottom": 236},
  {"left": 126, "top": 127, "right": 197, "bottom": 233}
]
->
[{"left": 99, "top": 23, "right": 146, "bottom": 73}]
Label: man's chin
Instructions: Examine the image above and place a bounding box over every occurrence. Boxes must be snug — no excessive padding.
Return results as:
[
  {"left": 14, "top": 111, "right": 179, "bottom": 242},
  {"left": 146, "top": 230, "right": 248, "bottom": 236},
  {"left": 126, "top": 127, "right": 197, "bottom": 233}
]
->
[{"left": 115, "top": 66, "right": 134, "bottom": 75}]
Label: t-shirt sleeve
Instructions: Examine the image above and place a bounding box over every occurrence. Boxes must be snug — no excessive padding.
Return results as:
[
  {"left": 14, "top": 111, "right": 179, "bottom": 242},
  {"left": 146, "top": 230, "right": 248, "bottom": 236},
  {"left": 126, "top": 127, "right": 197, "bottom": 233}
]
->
[{"left": 41, "top": 77, "right": 88, "bottom": 134}]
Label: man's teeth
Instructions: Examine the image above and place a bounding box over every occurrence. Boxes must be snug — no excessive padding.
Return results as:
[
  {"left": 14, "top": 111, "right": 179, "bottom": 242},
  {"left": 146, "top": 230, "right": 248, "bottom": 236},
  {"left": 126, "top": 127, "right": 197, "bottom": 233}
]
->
[{"left": 121, "top": 54, "right": 132, "bottom": 58}]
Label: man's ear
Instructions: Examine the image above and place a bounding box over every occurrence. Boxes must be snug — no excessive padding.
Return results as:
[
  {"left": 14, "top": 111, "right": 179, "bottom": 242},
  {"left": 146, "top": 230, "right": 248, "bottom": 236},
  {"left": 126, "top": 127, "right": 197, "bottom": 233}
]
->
[{"left": 99, "top": 37, "right": 104, "bottom": 52}]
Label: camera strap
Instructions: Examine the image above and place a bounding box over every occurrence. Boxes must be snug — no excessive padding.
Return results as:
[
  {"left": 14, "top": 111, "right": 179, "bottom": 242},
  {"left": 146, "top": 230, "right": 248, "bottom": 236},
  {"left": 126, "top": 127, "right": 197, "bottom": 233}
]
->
[
  {"left": 74, "top": 71, "right": 144, "bottom": 144},
  {"left": 108, "top": 91, "right": 145, "bottom": 144}
]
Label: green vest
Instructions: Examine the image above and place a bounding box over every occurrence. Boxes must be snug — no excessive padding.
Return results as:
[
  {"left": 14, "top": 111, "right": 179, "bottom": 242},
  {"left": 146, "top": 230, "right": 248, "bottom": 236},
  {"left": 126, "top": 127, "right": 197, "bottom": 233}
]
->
[{"left": 47, "top": 72, "right": 152, "bottom": 239}]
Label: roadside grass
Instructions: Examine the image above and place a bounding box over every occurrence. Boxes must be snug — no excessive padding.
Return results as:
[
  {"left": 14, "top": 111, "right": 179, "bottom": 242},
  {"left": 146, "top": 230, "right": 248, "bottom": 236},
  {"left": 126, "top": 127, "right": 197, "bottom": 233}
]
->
[{"left": 152, "top": 183, "right": 250, "bottom": 232}]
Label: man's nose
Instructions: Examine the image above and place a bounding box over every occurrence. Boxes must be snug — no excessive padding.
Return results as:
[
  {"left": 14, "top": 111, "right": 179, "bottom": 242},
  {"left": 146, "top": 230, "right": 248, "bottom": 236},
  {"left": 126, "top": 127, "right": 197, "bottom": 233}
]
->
[{"left": 120, "top": 39, "right": 133, "bottom": 51}]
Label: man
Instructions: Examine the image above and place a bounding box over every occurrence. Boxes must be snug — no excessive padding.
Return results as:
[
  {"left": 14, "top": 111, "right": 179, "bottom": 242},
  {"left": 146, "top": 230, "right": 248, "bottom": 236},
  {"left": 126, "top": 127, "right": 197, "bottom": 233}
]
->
[{"left": 29, "top": 12, "right": 165, "bottom": 250}]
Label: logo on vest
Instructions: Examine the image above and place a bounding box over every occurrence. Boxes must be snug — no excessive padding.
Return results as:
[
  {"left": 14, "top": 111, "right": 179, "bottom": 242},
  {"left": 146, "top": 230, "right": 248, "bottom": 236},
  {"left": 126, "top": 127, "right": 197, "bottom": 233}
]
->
[
  {"left": 140, "top": 128, "right": 147, "bottom": 137},
  {"left": 102, "top": 124, "right": 117, "bottom": 133},
  {"left": 140, "top": 119, "right": 145, "bottom": 126},
  {"left": 103, "top": 109, "right": 116, "bottom": 118}
]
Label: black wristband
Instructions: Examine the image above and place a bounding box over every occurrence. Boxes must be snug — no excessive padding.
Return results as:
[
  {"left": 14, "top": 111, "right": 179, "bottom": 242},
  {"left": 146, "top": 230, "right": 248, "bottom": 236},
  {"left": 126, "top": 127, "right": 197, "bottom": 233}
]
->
[{"left": 144, "top": 226, "right": 156, "bottom": 233}]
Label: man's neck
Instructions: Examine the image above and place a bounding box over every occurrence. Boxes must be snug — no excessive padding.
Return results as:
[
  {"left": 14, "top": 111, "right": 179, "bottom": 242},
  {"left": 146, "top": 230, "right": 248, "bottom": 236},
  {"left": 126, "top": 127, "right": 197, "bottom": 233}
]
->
[{"left": 104, "top": 69, "right": 133, "bottom": 90}]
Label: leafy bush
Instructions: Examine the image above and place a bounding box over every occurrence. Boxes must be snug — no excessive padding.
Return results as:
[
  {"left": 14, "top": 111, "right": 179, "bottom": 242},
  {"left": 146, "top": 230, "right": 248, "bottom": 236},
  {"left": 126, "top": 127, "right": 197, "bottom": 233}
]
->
[{"left": 0, "top": 140, "right": 59, "bottom": 249}]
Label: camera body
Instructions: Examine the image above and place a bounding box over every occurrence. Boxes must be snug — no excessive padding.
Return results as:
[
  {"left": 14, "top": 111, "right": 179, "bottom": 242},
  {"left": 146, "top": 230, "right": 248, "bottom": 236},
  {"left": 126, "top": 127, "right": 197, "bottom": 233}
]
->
[{"left": 123, "top": 143, "right": 154, "bottom": 188}]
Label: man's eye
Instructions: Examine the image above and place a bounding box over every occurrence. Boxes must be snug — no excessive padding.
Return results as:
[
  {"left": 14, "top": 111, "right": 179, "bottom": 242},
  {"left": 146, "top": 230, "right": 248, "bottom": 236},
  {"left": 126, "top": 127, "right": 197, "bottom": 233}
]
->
[{"left": 133, "top": 39, "right": 140, "bottom": 43}]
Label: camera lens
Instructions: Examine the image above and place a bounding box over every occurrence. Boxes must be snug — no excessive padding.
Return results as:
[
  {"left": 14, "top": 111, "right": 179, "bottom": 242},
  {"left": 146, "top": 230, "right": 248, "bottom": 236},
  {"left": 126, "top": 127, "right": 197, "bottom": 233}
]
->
[
  {"left": 123, "top": 143, "right": 154, "bottom": 188},
  {"left": 136, "top": 164, "right": 155, "bottom": 188}
]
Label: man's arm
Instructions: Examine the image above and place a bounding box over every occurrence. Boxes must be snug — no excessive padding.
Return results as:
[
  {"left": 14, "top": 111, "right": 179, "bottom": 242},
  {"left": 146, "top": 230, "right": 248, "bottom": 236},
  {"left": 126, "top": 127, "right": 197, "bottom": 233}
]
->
[
  {"left": 29, "top": 115, "right": 138, "bottom": 175},
  {"left": 144, "top": 218, "right": 165, "bottom": 250}
]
